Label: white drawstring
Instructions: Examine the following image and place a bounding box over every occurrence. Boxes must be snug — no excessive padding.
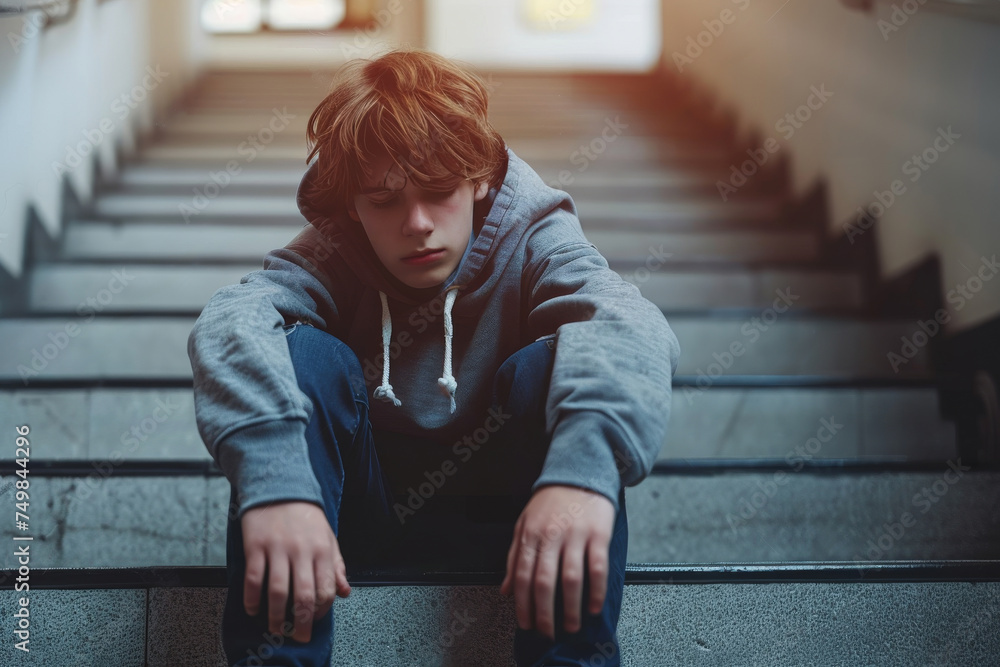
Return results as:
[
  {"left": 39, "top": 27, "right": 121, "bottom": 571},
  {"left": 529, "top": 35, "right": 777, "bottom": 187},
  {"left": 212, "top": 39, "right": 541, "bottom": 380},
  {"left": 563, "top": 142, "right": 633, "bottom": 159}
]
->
[
  {"left": 437, "top": 288, "right": 459, "bottom": 414},
  {"left": 372, "top": 288, "right": 460, "bottom": 413},
  {"left": 372, "top": 291, "right": 402, "bottom": 407}
]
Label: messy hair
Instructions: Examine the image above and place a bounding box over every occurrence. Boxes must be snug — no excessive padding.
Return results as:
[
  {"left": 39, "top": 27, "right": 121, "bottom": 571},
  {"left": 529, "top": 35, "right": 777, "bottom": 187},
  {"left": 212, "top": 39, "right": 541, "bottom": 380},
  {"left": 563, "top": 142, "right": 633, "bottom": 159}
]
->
[{"left": 306, "top": 48, "right": 507, "bottom": 209}]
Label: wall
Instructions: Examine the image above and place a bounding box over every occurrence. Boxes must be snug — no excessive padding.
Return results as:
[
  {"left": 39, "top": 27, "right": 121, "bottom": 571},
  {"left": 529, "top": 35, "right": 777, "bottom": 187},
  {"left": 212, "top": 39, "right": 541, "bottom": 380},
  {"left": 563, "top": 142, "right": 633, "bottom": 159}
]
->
[
  {"left": 660, "top": 0, "right": 1000, "bottom": 334},
  {"left": 0, "top": 0, "right": 206, "bottom": 279},
  {"left": 426, "top": 0, "right": 661, "bottom": 71}
]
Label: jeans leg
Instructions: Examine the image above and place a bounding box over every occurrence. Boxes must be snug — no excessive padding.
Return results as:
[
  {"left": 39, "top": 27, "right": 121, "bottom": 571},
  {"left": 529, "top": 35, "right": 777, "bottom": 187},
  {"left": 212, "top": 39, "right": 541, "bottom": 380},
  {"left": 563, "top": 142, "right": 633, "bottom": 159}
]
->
[
  {"left": 221, "top": 324, "right": 397, "bottom": 667},
  {"left": 481, "top": 337, "right": 629, "bottom": 667}
]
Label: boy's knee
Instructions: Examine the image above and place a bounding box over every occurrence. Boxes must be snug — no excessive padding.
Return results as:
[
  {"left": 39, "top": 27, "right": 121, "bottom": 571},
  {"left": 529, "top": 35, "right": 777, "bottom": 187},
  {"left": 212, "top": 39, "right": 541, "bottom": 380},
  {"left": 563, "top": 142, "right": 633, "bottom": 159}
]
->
[
  {"left": 497, "top": 338, "right": 554, "bottom": 379},
  {"left": 285, "top": 324, "right": 366, "bottom": 400},
  {"left": 492, "top": 338, "right": 555, "bottom": 412}
]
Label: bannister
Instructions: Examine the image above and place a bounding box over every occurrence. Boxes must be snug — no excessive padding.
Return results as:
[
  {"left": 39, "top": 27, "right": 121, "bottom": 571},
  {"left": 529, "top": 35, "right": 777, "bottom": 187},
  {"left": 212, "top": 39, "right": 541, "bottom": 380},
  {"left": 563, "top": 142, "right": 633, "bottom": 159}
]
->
[{"left": 0, "top": 0, "right": 77, "bottom": 28}]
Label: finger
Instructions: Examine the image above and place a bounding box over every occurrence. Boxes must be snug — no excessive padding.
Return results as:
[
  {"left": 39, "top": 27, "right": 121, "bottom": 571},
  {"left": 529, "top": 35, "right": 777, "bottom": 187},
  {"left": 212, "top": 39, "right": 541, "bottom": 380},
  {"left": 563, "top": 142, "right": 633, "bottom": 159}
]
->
[
  {"left": 314, "top": 550, "right": 337, "bottom": 620},
  {"left": 500, "top": 516, "right": 523, "bottom": 596},
  {"left": 586, "top": 539, "right": 609, "bottom": 615},
  {"left": 291, "top": 555, "right": 317, "bottom": 643},
  {"left": 512, "top": 527, "right": 540, "bottom": 631},
  {"left": 532, "top": 534, "right": 561, "bottom": 641},
  {"left": 267, "top": 555, "right": 291, "bottom": 635},
  {"left": 243, "top": 548, "right": 266, "bottom": 616},
  {"left": 330, "top": 536, "right": 352, "bottom": 598},
  {"left": 560, "top": 539, "right": 587, "bottom": 634}
]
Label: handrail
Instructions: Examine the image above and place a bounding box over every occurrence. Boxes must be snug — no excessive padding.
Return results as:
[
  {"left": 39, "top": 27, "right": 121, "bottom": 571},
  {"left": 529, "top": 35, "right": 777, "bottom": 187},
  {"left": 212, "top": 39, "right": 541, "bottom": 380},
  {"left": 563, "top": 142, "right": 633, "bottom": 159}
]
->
[
  {"left": 846, "top": 0, "right": 1000, "bottom": 24},
  {"left": 0, "top": 0, "right": 77, "bottom": 28}
]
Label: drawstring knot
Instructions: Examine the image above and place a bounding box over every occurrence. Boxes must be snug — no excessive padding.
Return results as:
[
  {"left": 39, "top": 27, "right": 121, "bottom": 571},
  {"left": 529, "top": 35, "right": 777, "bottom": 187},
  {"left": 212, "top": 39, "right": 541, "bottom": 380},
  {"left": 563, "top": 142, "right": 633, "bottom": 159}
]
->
[
  {"left": 373, "top": 291, "right": 402, "bottom": 406},
  {"left": 373, "top": 288, "right": 460, "bottom": 413}
]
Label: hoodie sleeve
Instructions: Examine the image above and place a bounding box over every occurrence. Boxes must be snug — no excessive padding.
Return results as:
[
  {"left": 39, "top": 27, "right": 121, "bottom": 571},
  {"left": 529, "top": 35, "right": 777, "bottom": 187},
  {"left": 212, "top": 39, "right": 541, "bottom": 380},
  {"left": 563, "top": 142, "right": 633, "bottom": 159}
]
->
[
  {"left": 522, "top": 202, "right": 681, "bottom": 515},
  {"left": 188, "top": 224, "right": 352, "bottom": 520}
]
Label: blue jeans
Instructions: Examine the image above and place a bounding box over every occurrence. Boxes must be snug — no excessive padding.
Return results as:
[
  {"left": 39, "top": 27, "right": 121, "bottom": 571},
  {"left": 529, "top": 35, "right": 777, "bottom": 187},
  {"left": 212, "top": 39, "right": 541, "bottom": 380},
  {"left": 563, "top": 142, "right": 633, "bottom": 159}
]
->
[{"left": 221, "top": 324, "right": 628, "bottom": 666}]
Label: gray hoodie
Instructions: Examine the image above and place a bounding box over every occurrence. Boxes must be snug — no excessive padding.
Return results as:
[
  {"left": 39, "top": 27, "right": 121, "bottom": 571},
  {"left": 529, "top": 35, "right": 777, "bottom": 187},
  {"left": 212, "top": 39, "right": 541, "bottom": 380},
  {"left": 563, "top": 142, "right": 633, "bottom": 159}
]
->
[{"left": 188, "top": 147, "right": 680, "bottom": 520}]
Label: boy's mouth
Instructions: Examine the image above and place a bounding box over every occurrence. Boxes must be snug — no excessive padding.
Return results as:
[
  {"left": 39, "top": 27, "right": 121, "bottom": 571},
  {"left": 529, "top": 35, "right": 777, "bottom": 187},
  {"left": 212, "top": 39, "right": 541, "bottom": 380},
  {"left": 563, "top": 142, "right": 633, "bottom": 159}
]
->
[{"left": 401, "top": 248, "right": 446, "bottom": 264}]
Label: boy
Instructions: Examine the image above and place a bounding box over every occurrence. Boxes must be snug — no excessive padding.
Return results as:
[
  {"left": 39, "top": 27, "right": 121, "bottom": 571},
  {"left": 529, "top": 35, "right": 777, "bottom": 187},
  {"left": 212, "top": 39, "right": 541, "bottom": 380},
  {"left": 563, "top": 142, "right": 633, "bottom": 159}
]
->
[{"left": 188, "top": 48, "right": 680, "bottom": 666}]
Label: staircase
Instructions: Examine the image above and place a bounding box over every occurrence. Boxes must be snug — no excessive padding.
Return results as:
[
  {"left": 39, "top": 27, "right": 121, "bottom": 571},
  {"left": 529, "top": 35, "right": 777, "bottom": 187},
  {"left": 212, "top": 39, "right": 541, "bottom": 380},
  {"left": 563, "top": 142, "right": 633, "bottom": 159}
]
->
[{"left": 2, "top": 69, "right": 999, "bottom": 665}]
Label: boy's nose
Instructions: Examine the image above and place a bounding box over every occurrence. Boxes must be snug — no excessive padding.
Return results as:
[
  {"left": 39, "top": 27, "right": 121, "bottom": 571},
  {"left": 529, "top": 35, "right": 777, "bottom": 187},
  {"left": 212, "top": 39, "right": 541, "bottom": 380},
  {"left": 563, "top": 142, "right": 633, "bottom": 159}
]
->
[{"left": 402, "top": 201, "right": 435, "bottom": 236}]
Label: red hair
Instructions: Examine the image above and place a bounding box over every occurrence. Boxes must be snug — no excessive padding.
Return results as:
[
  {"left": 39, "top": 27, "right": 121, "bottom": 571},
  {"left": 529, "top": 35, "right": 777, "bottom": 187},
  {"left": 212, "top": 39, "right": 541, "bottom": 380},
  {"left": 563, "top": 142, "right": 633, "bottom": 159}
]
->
[{"left": 306, "top": 48, "right": 507, "bottom": 208}]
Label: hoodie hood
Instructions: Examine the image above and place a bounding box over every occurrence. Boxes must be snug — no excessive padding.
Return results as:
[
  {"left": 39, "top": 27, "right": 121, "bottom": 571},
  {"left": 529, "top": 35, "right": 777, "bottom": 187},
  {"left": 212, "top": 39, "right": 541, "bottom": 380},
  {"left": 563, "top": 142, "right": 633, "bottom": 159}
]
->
[
  {"left": 293, "top": 146, "right": 565, "bottom": 413},
  {"left": 295, "top": 147, "right": 513, "bottom": 307}
]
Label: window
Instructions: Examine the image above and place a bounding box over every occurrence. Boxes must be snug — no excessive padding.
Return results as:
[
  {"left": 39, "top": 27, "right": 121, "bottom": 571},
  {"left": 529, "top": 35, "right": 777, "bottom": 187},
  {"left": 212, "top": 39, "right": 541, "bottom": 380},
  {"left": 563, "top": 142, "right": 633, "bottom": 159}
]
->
[{"left": 200, "top": 0, "right": 348, "bottom": 33}]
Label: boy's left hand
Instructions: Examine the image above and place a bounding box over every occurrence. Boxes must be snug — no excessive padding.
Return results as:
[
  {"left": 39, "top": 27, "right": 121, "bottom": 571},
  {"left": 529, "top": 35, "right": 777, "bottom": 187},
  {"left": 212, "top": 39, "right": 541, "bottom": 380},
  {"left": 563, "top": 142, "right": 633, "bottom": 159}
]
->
[{"left": 499, "top": 484, "right": 616, "bottom": 640}]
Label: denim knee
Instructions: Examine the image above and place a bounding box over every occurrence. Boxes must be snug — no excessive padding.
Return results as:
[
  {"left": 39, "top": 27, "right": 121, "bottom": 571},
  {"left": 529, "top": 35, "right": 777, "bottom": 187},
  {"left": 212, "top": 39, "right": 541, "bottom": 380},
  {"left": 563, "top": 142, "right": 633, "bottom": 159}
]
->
[
  {"left": 491, "top": 336, "right": 556, "bottom": 417},
  {"left": 284, "top": 323, "right": 369, "bottom": 418}
]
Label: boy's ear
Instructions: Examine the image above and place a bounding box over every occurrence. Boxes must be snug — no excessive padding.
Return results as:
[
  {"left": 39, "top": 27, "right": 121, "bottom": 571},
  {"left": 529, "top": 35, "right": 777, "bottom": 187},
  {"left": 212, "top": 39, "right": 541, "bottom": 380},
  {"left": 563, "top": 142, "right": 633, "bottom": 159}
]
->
[
  {"left": 473, "top": 180, "right": 489, "bottom": 202},
  {"left": 347, "top": 204, "right": 361, "bottom": 222}
]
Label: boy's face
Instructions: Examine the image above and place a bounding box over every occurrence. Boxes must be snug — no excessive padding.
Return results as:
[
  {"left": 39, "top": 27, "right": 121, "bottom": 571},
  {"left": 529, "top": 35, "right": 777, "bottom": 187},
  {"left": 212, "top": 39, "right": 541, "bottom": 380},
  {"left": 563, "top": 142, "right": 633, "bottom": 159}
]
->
[{"left": 348, "top": 151, "right": 489, "bottom": 289}]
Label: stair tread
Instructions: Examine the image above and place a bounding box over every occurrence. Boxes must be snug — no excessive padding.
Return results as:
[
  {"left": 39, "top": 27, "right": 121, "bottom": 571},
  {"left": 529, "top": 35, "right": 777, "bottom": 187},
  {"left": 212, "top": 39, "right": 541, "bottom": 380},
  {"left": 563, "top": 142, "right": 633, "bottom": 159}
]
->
[
  {"left": 0, "top": 385, "right": 956, "bottom": 462},
  {"left": 112, "top": 163, "right": 723, "bottom": 188},
  {"left": 5, "top": 581, "right": 998, "bottom": 666},
  {"left": 89, "top": 192, "right": 784, "bottom": 226},
  {"left": 26, "top": 263, "right": 867, "bottom": 313},
  {"left": 1, "top": 314, "right": 930, "bottom": 381},
  {"left": 3, "top": 471, "right": 997, "bottom": 569},
  {"left": 135, "top": 142, "right": 735, "bottom": 165},
  {"left": 59, "top": 222, "right": 818, "bottom": 264}
]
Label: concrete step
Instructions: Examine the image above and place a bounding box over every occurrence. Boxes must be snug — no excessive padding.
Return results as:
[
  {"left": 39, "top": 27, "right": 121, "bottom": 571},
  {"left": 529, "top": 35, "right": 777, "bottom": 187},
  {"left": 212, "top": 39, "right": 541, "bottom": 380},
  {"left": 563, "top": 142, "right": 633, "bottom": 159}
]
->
[
  {"left": 2, "top": 470, "right": 996, "bottom": 569},
  {"left": 134, "top": 140, "right": 734, "bottom": 168},
  {"left": 157, "top": 111, "right": 625, "bottom": 136},
  {"left": 60, "top": 222, "right": 300, "bottom": 261},
  {"left": 110, "top": 163, "right": 727, "bottom": 196},
  {"left": 634, "top": 266, "right": 864, "bottom": 311},
  {"left": 6, "top": 573, "right": 998, "bottom": 666},
  {"left": 27, "top": 264, "right": 865, "bottom": 314},
  {"left": 589, "top": 229, "right": 817, "bottom": 264},
  {"left": 112, "top": 164, "right": 306, "bottom": 188},
  {"left": 160, "top": 117, "right": 724, "bottom": 143},
  {"left": 147, "top": 134, "right": 734, "bottom": 163},
  {"left": 0, "top": 315, "right": 928, "bottom": 382},
  {"left": 28, "top": 264, "right": 237, "bottom": 313},
  {"left": 0, "top": 385, "right": 955, "bottom": 463},
  {"left": 171, "top": 99, "right": 700, "bottom": 121},
  {"left": 155, "top": 111, "right": 721, "bottom": 136},
  {"left": 58, "top": 222, "right": 818, "bottom": 265},
  {"left": 630, "top": 469, "right": 1000, "bottom": 563},
  {"left": 0, "top": 317, "right": 193, "bottom": 381},
  {"left": 88, "top": 193, "right": 784, "bottom": 229}
]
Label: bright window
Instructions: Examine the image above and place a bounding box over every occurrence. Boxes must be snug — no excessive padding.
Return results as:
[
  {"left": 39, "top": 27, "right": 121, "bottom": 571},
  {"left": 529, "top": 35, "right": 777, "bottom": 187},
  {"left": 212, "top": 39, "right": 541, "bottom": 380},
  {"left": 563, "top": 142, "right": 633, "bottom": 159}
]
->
[{"left": 200, "top": 0, "right": 347, "bottom": 33}]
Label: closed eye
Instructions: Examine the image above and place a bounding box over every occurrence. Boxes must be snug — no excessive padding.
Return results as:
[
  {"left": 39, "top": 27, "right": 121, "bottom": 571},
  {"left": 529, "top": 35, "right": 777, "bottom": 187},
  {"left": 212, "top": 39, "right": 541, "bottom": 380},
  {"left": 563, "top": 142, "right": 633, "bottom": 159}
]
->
[
  {"left": 367, "top": 187, "right": 456, "bottom": 209},
  {"left": 424, "top": 188, "right": 457, "bottom": 201},
  {"left": 368, "top": 197, "right": 397, "bottom": 209}
]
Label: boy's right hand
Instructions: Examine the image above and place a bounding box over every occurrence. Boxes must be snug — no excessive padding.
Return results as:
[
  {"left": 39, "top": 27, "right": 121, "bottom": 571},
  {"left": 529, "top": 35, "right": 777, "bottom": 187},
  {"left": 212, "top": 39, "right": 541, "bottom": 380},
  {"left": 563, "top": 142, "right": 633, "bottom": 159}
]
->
[{"left": 240, "top": 500, "right": 352, "bottom": 643}]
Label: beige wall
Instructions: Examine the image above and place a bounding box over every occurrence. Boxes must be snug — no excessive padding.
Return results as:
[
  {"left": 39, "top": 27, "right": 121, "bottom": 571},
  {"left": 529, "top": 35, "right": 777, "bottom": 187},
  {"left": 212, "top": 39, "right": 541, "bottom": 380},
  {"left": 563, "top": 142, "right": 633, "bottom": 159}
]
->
[{"left": 660, "top": 0, "right": 1000, "bottom": 334}]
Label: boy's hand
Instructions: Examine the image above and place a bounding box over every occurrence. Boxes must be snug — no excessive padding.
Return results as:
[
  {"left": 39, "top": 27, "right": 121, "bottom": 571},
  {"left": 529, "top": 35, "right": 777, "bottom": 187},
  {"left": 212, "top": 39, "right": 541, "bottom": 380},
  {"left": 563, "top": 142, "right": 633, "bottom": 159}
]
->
[
  {"left": 499, "top": 485, "right": 616, "bottom": 640},
  {"left": 241, "top": 500, "right": 352, "bottom": 643}
]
